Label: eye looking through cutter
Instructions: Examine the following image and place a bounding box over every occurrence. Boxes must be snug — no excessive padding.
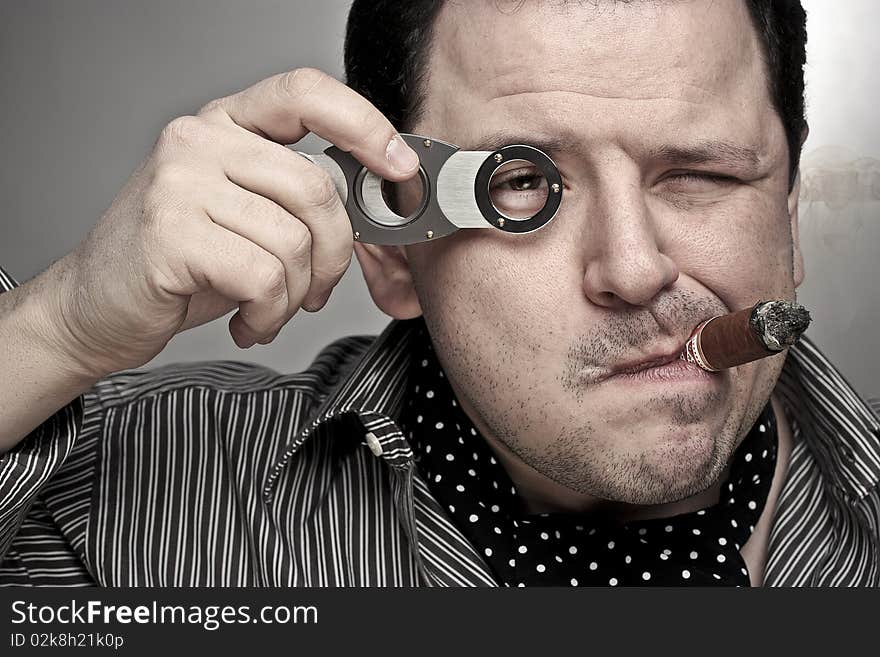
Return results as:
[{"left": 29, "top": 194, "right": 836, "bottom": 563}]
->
[{"left": 295, "top": 133, "right": 563, "bottom": 245}]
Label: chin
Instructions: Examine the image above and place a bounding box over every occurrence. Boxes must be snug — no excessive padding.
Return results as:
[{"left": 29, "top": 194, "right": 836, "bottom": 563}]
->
[{"left": 607, "top": 425, "right": 732, "bottom": 505}]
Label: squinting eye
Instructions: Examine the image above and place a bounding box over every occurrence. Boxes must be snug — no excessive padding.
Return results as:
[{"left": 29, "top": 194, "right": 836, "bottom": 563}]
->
[
  {"left": 488, "top": 162, "right": 549, "bottom": 220},
  {"left": 664, "top": 172, "right": 735, "bottom": 190}
]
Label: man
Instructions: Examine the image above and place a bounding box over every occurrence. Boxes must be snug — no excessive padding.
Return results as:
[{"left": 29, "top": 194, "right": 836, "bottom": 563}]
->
[{"left": 0, "top": 0, "right": 877, "bottom": 587}]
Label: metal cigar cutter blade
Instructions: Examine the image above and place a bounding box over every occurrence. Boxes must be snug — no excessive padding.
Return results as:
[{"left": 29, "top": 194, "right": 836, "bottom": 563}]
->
[{"left": 295, "top": 133, "right": 563, "bottom": 245}]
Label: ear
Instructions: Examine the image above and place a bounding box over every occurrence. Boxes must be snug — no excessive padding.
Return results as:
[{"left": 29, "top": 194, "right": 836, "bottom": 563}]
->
[
  {"left": 354, "top": 243, "right": 423, "bottom": 319},
  {"left": 788, "top": 126, "right": 809, "bottom": 288}
]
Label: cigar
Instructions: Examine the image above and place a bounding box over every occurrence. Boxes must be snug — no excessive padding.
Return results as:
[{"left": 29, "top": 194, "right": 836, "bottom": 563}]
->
[{"left": 680, "top": 300, "right": 812, "bottom": 372}]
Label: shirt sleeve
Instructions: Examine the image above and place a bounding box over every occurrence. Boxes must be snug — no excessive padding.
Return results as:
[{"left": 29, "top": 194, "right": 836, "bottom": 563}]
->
[{"left": 0, "top": 265, "right": 85, "bottom": 561}]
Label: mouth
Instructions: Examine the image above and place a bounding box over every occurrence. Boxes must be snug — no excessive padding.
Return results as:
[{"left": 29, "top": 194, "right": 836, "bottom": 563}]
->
[{"left": 590, "top": 344, "right": 718, "bottom": 385}]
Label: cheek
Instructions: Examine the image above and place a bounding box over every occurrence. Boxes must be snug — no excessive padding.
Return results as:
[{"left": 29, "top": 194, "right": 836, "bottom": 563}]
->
[
  {"left": 663, "top": 193, "right": 795, "bottom": 304},
  {"left": 411, "top": 230, "right": 575, "bottom": 328}
]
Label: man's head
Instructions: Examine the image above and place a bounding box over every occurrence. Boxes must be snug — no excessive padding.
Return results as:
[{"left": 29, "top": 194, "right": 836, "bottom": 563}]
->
[{"left": 347, "top": 0, "right": 808, "bottom": 508}]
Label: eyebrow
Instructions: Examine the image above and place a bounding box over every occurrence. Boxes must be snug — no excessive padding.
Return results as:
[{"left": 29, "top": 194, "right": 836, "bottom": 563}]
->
[
  {"left": 468, "top": 131, "right": 570, "bottom": 155},
  {"left": 650, "top": 141, "right": 761, "bottom": 169},
  {"left": 468, "top": 133, "right": 763, "bottom": 172}
]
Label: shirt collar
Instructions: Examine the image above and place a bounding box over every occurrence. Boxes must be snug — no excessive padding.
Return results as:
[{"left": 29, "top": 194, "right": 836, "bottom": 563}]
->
[{"left": 263, "top": 319, "right": 880, "bottom": 504}]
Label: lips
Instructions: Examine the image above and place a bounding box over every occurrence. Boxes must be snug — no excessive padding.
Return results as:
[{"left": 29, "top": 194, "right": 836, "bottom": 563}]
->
[{"left": 590, "top": 342, "right": 716, "bottom": 384}]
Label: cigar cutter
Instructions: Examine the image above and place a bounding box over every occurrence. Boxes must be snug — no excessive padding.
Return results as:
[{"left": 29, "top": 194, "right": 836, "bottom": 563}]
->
[{"left": 295, "top": 133, "right": 563, "bottom": 245}]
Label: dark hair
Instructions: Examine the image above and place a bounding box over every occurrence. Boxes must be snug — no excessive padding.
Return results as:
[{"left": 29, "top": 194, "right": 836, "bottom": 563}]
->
[{"left": 345, "top": 0, "right": 807, "bottom": 186}]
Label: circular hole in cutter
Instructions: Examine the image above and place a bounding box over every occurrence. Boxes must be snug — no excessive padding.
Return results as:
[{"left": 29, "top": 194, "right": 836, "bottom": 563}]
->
[
  {"left": 355, "top": 167, "right": 429, "bottom": 228},
  {"left": 475, "top": 145, "right": 563, "bottom": 234}
]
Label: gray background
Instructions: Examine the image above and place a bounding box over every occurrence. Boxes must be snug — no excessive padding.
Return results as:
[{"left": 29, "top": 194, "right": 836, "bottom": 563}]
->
[{"left": 1, "top": 0, "right": 877, "bottom": 401}]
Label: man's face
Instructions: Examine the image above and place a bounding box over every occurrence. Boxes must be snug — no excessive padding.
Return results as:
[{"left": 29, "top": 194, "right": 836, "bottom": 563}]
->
[{"left": 400, "top": 0, "right": 801, "bottom": 505}]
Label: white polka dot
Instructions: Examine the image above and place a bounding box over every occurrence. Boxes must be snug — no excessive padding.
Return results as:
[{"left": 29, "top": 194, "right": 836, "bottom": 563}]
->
[
  {"left": 682, "top": 570, "right": 691, "bottom": 579},
  {"left": 425, "top": 445, "right": 432, "bottom": 453},
  {"left": 638, "top": 528, "right": 647, "bottom": 536},
  {"left": 489, "top": 456, "right": 497, "bottom": 465},
  {"left": 690, "top": 551, "right": 698, "bottom": 560},
  {"left": 509, "top": 558, "right": 516, "bottom": 567},
  {"left": 745, "top": 453, "right": 753, "bottom": 462},
  {"left": 570, "top": 578, "right": 578, "bottom": 586},
  {"left": 589, "top": 562, "right": 598, "bottom": 571},
  {"left": 416, "top": 415, "right": 423, "bottom": 423},
  {"left": 455, "top": 484, "right": 465, "bottom": 492},
  {"left": 518, "top": 545, "right": 528, "bottom": 554},
  {"left": 458, "top": 437, "right": 464, "bottom": 444},
  {"left": 517, "top": 583, "right": 525, "bottom": 587},
  {"left": 469, "top": 514, "right": 479, "bottom": 522},
  {"left": 554, "top": 531, "right": 561, "bottom": 539},
  {"left": 713, "top": 573, "right": 721, "bottom": 580},
  {"left": 421, "top": 359, "right": 428, "bottom": 367},
  {"left": 510, "top": 486, "right": 517, "bottom": 495},
  {"left": 748, "top": 501, "right": 757, "bottom": 510},
  {"left": 489, "top": 505, "right": 499, "bottom": 513},
  {"left": 555, "top": 555, "right": 563, "bottom": 563},
  {"left": 434, "top": 474, "right": 441, "bottom": 482},
  {"left": 494, "top": 526, "right": 502, "bottom": 534},
  {"left": 448, "top": 505, "right": 455, "bottom": 512},
  {"left": 664, "top": 525, "right": 673, "bottom": 533},
  {"left": 468, "top": 469, "right": 476, "bottom": 477},
  {"left": 625, "top": 555, "right": 632, "bottom": 564},
  {"left": 607, "top": 541, "right": 615, "bottom": 549},
  {"left": 762, "top": 449, "right": 768, "bottom": 458},
  {"left": 473, "top": 453, "right": 479, "bottom": 461},
  {"left": 445, "top": 453, "right": 454, "bottom": 461},
  {"left": 697, "top": 510, "right": 706, "bottom": 516},
  {"left": 692, "top": 528, "right": 701, "bottom": 535},
  {"left": 718, "top": 537, "right": 728, "bottom": 546},
  {"left": 484, "top": 548, "right": 493, "bottom": 557},
  {"left": 575, "top": 525, "right": 584, "bottom": 532},
  {"left": 451, "top": 399, "right": 456, "bottom": 407},
  {"left": 609, "top": 578, "right": 618, "bottom": 586},
  {"left": 660, "top": 553, "right": 669, "bottom": 561},
  {"left": 568, "top": 546, "right": 577, "bottom": 555},
  {"left": 759, "top": 424, "right": 766, "bottom": 432},
  {"left": 536, "top": 564, "right": 546, "bottom": 573},
  {"left": 731, "top": 519, "right": 738, "bottom": 528},
  {"left": 425, "top": 390, "right": 434, "bottom": 398},
  {"left": 663, "top": 549, "right": 672, "bottom": 556},
  {"left": 717, "top": 554, "right": 726, "bottom": 563},
  {"left": 540, "top": 532, "right": 549, "bottom": 540},
  {"left": 741, "top": 567, "right": 748, "bottom": 576},
  {"left": 470, "top": 428, "right": 477, "bottom": 436},
  {"left": 435, "top": 421, "right": 444, "bottom": 430},
  {"left": 642, "top": 571, "right": 651, "bottom": 581}
]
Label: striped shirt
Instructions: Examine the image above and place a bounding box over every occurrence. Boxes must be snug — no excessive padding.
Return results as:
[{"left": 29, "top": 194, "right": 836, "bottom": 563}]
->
[{"left": 1, "top": 266, "right": 879, "bottom": 586}]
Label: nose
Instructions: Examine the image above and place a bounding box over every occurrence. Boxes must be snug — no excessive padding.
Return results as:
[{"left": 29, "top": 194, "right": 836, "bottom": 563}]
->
[{"left": 581, "top": 173, "right": 679, "bottom": 309}]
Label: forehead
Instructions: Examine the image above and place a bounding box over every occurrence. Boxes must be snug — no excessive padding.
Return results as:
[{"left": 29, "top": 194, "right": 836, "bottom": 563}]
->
[{"left": 419, "top": 0, "right": 774, "bottom": 152}]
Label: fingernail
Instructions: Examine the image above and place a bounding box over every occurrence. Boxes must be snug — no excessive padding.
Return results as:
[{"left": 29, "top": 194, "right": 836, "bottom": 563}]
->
[{"left": 386, "top": 135, "right": 420, "bottom": 173}]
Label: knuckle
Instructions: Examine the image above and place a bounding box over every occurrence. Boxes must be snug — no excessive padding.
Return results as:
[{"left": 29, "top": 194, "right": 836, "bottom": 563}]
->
[
  {"left": 157, "top": 115, "right": 206, "bottom": 150},
  {"left": 196, "top": 97, "right": 225, "bottom": 116},
  {"left": 255, "top": 261, "right": 288, "bottom": 302},
  {"left": 300, "top": 166, "right": 340, "bottom": 212},
  {"left": 277, "top": 67, "right": 327, "bottom": 99},
  {"left": 285, "top": 223, "right": 313, "bottom": 263},
  {"left": 149, "top": 161, "right": 190, "bottom": 192}
]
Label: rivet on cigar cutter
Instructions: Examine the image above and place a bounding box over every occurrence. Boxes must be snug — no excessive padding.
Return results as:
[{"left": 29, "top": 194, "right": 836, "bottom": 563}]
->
[{"left": 295, "top": 133, "right": 563, "bottom": 245}]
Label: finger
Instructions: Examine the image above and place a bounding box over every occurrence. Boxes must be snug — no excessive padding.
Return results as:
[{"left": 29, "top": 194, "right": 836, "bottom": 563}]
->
[
  {"left": 201, "top": 183, "right": 317, "bottom": 314},
  {"left": 193, "top": 128, "right": 353, "bottom": 310},
  {"left": 174, "top": 220, "right": 293, "bottom": 347},
  {"left": 198, "top": 68, "right": 420, "bottom": 181}
]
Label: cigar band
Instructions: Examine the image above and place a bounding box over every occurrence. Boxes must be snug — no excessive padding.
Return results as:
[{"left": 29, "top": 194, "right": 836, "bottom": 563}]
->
[{"left": 681, "top": 317, "right": 721, "bottom": 372}]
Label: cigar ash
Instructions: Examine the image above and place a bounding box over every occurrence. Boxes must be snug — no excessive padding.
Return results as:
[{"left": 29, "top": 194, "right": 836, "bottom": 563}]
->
[{"left": 749, "top": 300, "right": 812, "bottom": 351}]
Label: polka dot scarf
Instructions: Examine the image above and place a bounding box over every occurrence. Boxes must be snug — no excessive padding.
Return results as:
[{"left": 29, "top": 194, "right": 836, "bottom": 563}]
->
[{"left": 399, "top": 327, "right": 778, "bottom": 587}]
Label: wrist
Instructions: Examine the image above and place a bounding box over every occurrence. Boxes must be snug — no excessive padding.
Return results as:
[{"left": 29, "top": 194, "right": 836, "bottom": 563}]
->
[{"left": 25, "top": 255, "right": 109, "bottom": 384}]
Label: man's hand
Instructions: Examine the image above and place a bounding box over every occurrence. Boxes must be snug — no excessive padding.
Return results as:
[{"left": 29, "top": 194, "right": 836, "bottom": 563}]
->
[{"left": 44, "top": 68, "right": 420, "bottom": 379}]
